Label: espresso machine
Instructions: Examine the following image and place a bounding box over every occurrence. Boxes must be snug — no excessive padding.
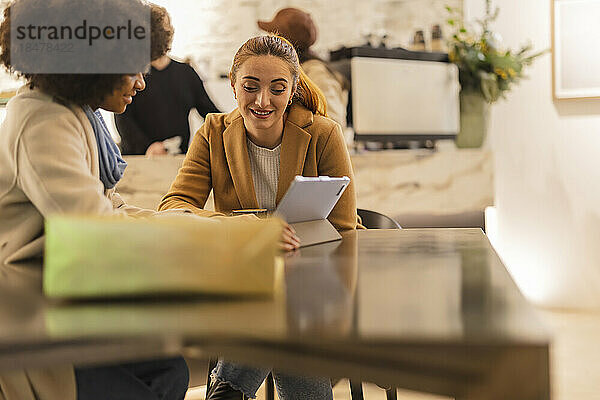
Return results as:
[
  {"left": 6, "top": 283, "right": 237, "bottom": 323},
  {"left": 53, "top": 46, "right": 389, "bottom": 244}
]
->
[{"left": 330, "top": 46, "right": 460, "bottom": 145}]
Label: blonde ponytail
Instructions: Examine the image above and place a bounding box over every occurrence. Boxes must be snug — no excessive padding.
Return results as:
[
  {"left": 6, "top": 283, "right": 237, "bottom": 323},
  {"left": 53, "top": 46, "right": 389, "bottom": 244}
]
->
[{"left": 295, "top": 66, "right": 328, "bottom": 117}]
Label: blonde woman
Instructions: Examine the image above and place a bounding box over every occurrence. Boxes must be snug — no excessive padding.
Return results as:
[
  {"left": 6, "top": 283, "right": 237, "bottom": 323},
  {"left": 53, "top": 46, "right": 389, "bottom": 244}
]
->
[
  {"left": 159, "top": 35, "right": 361, "bottom": 399},
  {"left": 0, "top": 2, "right": 188, "bottom": 399}
]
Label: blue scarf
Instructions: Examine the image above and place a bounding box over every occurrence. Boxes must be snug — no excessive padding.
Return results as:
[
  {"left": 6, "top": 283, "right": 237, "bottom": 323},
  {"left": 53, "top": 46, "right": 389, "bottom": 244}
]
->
[{"left": 83, "top": 106, "right": 127, "bottom": 189}]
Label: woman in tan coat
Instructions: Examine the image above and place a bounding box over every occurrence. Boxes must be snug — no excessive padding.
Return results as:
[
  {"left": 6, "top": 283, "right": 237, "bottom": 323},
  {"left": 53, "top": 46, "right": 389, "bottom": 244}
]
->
[
  {"left": 159, "top": 35, "right": 359, "bottom": 399},
  {"left": 159, "top": 35, "right": 359, "bottom": 251},
  {"left": 0, "top": 2, "right": 188, "bottom": 399}
]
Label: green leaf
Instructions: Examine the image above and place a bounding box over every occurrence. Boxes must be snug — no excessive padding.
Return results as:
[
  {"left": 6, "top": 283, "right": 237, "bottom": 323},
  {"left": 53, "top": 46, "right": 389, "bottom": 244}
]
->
[{"left": 445, "top": 3, "right": 543, "bottom": 100}]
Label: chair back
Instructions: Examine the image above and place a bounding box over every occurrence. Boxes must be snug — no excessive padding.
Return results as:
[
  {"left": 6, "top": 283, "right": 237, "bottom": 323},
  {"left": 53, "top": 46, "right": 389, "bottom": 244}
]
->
[{"left": 357, "top": 209, "right": 402, "bottom": 229}]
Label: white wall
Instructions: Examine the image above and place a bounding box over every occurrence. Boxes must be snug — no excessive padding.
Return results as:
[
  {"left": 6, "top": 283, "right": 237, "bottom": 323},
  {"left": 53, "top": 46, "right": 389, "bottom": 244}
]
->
[
  {"left": 151, "top": 0, "right": 461, "bottom": 79},
  {"left": 0, "top": 0, "right": 461, "bottom": 89},
  {"left": 465, "top": 0, "right": 600, "bottom": 308}
]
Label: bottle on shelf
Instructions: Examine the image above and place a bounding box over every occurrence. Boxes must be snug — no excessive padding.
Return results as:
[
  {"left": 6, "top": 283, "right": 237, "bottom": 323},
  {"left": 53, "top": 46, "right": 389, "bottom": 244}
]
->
[
  {"left": 431, "top": 24, "right": 446, "bottom": 53},
  {"left": 411, "top": 30, "right": 426, "bottom": 52}
]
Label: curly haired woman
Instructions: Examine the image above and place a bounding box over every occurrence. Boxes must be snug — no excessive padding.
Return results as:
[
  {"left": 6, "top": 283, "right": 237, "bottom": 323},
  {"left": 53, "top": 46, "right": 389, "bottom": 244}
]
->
[{"left": 0, "top": 2, "right": 188, "bottom": 399}]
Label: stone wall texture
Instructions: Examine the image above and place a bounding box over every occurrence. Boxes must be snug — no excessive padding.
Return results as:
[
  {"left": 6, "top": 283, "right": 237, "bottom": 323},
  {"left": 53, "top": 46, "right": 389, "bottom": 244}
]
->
[
  {"left": 155, "top": 0, "right": 462, "bottom": 79},
  {"left": 0, "top": 0, "right": 461, "bottom": 88}
]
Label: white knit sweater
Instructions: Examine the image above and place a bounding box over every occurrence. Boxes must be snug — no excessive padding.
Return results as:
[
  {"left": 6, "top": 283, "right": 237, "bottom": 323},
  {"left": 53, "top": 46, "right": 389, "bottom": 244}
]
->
[{"left": 246, "top": 138, "right": 281, "bottom": 211}]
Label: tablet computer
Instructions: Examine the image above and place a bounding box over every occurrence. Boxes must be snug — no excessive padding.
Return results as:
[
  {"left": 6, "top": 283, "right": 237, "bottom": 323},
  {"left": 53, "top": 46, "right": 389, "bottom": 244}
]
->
[{"left": 275, "top": 175, "right": 350, "bottom": 224}]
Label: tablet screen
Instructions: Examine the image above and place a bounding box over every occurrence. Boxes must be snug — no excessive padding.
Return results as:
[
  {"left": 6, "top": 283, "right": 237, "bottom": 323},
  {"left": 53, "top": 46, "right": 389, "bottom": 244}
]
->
[{"left": 275, "top": 176, "right": 350, "bottom": 223}]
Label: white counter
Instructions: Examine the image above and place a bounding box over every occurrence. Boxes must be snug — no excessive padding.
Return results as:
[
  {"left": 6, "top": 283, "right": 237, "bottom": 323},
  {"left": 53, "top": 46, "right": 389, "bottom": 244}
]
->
[{"left": 118, "top": 147, "right": 493, "bottom": 228}]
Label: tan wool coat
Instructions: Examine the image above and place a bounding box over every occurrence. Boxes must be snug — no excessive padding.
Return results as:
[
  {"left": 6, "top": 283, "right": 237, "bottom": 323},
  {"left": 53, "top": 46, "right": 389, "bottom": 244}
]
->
[
  {"left": 0, "top": 86, "right": 154, "bottom": 400},
  {"left": 159, "top": 103, "right": 361, "bottom": 231}
]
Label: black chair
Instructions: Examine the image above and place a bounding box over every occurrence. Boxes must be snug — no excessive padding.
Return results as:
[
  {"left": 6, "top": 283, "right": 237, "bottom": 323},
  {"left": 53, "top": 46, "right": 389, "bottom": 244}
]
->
[
  {"left": 357, "top": 209, "right": 402, "bottom": 230},
  {"left": 206, "top": 358, "right": 274, "bottom": 400},
  {"left": 207, "top": 209, "right": 400, "bottom": 400},
  {"left": 351, "top": 209, "right": 400, "bottom": 400}
]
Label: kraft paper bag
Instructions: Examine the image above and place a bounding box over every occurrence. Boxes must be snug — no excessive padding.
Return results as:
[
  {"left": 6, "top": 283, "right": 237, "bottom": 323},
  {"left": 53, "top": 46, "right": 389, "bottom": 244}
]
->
[{"left": 43, "top": 215, "right": 281, "bottom": 299}]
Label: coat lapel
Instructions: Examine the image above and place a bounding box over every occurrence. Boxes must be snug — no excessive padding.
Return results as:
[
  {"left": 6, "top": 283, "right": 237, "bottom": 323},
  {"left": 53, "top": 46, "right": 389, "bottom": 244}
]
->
[
  {"left": 276, "top": 105, "right": 313, "bottom": 203},
  {"left": 223, "top": 115, "right": 259, "bottom": 209}
]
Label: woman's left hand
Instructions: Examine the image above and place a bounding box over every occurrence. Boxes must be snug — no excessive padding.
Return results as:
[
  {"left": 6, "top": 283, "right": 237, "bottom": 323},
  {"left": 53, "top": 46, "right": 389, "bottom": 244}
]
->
[{"left": 280, "top": 222, "right": 300, "bottom": 252}]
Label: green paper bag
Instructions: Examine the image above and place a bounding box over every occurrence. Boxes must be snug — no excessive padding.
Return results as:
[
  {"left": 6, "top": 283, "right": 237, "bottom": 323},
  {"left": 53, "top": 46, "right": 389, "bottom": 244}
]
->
[{"left": 44, "top": 215, "right": 281, "bottom": 298}]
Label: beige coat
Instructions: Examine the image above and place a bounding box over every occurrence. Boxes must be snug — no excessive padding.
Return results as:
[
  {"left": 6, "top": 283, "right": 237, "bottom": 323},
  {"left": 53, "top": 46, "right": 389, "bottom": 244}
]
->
[
  {"left": 0, "top": 87, "right": 154, "bottom": 400},
  {"left": 159, "top": 103, "right": 361, "bottom": 231}
]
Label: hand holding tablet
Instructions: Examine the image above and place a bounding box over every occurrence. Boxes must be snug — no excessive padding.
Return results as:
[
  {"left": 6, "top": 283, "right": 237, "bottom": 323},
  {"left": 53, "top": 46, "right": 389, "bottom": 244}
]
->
[{"left": 275, "top": 176, "right": 350, "bottom": 247}]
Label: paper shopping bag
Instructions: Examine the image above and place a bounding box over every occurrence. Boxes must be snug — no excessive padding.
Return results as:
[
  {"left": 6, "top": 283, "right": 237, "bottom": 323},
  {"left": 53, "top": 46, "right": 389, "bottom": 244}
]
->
[{"left": 44, "top": 214, "right": 281, "bottom": 298}]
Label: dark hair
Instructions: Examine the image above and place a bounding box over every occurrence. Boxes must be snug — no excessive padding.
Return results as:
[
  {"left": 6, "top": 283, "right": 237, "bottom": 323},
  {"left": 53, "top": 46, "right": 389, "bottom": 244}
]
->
[
  {"left": 229, "top": 34, "right": 328, "bottom": 117},
  {"left": 150, "top": 3, "right": 173, "bottom": 61},
  {"left": 0, "top": 1, "right": 174, "bottom": 106}
]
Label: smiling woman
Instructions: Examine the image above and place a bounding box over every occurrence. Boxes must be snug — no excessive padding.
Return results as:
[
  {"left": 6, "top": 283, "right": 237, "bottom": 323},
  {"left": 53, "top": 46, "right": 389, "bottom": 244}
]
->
[
  {"left": 97, "top": 72, "right": 146, "bottom": 114},
  {"left": 0, "top": 2, "right": 189, "bottom": 400},
  {"left": 233, "top": 54, "right": 296, "bottom": 149},
  {"left": 158, "top": 34, "right": 362, "bottom": 400},
  {"left": 159, "top": 34, "right": 360, "bottom": 244}
]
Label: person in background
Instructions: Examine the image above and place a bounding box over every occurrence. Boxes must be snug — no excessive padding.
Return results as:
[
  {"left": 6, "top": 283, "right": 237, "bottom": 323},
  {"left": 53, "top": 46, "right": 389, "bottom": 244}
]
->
[
  {"left": 159, "top": 34, "right": 362, "bottom": 399},
  {"left": 258, "top": 7, "right": 349, "bottom": 129},
  {"left": 0, "top": 1, "right": 188, "bottom": 399},
  {"left": 115, "top": 5, "right": 220, "bottom": 156}
]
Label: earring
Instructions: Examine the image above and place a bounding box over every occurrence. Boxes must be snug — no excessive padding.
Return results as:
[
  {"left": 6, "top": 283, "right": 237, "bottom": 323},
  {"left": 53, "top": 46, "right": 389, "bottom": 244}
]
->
[{"left": 288, "top": 98, "right": 293, "bottom": 105}]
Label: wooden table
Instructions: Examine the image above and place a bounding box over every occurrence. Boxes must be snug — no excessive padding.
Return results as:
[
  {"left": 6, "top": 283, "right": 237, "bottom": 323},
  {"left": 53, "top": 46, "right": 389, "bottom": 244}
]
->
[{"left": 0, "top": 229, "right": 549, "bottom": 400}]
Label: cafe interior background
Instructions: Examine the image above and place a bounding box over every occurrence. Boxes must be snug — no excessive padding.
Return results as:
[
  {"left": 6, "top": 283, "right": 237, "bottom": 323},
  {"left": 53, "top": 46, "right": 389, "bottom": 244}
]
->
[{"left": 1, "top": 0, "right": 600, "bottom": 399}]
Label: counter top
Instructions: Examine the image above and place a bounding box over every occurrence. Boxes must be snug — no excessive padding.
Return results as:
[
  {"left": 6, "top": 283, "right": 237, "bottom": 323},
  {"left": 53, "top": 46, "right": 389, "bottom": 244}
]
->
[{"left": 117, "top": 148, "right": 493, "bottom": 228}]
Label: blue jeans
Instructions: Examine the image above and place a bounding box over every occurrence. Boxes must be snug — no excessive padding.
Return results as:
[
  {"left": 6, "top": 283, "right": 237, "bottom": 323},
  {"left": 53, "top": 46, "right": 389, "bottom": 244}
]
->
[
  {"left": 212, "top": 360, "right": 333, "bottom": 400},
  {"left": 75, "top": 356, "right": 189, "bottom": 400}
]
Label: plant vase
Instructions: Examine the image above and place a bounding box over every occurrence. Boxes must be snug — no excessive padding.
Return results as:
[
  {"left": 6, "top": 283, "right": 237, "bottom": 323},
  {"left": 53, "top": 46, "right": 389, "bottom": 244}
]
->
[{"left": 456, "top": 90, "right": 490, "bottom": 148}]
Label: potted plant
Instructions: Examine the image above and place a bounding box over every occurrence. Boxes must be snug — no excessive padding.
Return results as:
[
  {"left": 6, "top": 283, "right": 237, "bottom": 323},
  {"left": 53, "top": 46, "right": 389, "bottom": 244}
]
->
[{"left": 447, "top": 0, "right": 545, "bottom": 148}]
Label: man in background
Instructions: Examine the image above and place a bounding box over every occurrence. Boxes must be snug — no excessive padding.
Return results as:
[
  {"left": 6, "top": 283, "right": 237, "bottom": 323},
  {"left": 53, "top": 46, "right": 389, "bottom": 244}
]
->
[{"left": 115, "top": 5, "right": 220, "bottom": 156}]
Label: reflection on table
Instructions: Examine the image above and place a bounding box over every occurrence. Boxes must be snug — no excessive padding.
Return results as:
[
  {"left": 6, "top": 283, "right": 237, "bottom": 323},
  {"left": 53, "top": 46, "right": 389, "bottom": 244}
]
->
[{"left": 0, "top": 229, "right": 549, "bottom": 399}]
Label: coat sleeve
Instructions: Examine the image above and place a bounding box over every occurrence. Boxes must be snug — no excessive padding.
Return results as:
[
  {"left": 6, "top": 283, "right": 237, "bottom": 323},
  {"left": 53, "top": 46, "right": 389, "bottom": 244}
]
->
[
  {"left": 158, "top": 117, "right": 224, "bottom": 217},
  {"left": 16, "top": 110, "right": 119, "bottom": 218},
  {"left": 109, "top": 190, "right": 157, "bottom": 217},
  {"left": 317, "top": 123, "right": 362, "bottom": 230}
]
